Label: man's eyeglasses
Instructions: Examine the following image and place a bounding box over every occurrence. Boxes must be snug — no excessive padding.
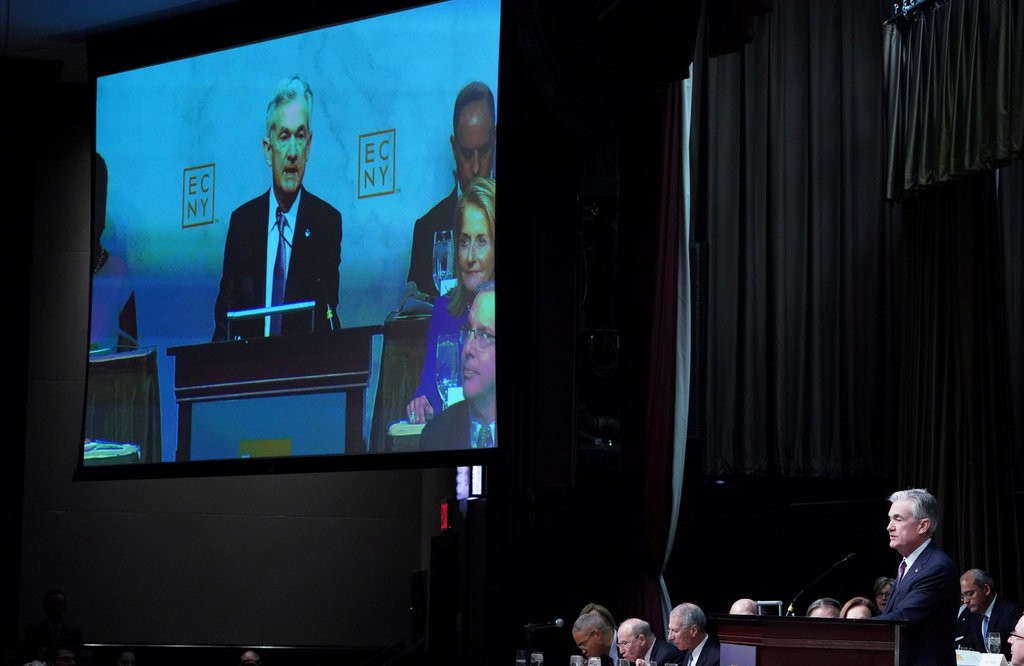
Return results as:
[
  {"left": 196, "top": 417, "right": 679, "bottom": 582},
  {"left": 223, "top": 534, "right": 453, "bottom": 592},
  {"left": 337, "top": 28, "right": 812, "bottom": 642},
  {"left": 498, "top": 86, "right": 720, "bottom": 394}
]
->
[
  {"left": 460, "top": 326, "right": 495, "bottom": 348},
  {"left": 960, "top": 588, "right": 980, "bottom": 601},
  {"left": 618, "top": 636, "right": 638, "bottom": 650},
  {"left": 576, "top": 629, "right": 598, "bottom": 650},
  {"left": 1009, "top": 632, "right": 1023, "bottom": 641}
]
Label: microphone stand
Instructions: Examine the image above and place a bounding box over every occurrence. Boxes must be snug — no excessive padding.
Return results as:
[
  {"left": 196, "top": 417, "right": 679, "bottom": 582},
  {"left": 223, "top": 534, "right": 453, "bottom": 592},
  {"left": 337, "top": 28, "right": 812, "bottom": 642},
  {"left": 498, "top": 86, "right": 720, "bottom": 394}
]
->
[{"left": 786, "top": 553, "right": 856, "bottom": 617}]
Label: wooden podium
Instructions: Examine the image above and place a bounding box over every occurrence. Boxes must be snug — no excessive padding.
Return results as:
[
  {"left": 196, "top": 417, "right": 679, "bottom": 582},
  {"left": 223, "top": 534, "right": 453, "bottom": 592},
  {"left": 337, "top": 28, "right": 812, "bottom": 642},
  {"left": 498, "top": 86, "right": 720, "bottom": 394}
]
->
[
  {"left": 715, "top": 615, "right": 901, "bottom": 666},
  {"left": 167, "top": 326, "right": 378, "bottom": 460}
]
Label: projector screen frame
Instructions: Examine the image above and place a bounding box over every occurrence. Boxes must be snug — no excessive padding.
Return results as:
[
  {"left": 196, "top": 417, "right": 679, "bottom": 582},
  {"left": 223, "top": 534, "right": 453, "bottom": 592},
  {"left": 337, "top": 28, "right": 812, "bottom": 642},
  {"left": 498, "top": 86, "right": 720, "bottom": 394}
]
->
[{"left": 77, "top": 0, "right": 511, "bottom": 481}]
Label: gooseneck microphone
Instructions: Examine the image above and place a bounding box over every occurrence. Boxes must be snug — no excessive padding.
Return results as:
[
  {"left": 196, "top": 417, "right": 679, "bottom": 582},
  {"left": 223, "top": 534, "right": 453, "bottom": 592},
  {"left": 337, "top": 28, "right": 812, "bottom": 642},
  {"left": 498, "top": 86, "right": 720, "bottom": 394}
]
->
[
  {"left": 523, "top": 618, "right": 565, "bottom": 632},
  {"left": 785, "top": 552, "right": 857, "bottom": 616}
]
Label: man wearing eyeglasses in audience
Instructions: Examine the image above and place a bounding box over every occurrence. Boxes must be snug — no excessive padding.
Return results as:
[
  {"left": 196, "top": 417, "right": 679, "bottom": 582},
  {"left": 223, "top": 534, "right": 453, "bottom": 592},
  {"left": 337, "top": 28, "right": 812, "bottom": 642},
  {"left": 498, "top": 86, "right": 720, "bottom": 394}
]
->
[
  {"left": 1008, "top": 613, "right": 1024, "bottom": 665},
  {"left": 956, "top": 568, "right": 1024, "bottom": 658},
  {"left": 419, "top": 282, "right": 496, "bottom": 450},
  {"left": 572, "top": 610, "right": 617, "bottom": 666},
  {"left": 617, "top": 618, "right": 685, "bottom": 665}
]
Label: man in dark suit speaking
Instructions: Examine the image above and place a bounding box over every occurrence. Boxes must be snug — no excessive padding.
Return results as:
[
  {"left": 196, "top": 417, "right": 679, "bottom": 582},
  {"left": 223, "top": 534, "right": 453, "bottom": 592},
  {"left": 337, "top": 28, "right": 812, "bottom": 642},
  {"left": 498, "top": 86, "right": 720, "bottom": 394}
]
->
[
  {"left": 875, "top": 488, "right": 960, "bottom": 666},
  {"left": 405, "top": 81, "right": 495, "bottom": 300},
  {"left": 213, "top": 75, "right": 342, "bottom": 341}
]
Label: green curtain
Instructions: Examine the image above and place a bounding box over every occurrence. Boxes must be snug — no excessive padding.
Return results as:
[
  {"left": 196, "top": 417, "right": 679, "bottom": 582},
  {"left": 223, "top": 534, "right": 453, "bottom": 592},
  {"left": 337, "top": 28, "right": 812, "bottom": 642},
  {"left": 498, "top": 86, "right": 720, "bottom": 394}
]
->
[{"left": 883, "top": 0, "right": 1024, "bottom": 199}]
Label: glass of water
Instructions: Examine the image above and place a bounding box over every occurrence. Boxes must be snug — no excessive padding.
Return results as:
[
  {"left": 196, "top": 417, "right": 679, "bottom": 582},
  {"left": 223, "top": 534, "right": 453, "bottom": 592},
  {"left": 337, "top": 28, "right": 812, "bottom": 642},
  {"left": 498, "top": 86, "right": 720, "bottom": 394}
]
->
[
  {"left": 987, "top": 631, "right": 1001, "bottom": 653},
  {"left": 435, "top": 333, "right": 460, "bottom": 409}
]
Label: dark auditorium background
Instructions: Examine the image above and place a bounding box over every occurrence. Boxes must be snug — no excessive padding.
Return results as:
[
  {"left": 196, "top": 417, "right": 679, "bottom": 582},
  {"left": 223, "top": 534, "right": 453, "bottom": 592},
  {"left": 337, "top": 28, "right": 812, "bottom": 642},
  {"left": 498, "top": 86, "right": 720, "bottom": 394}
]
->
[{"left": 3, "top": 0, "right": 1022, "bottom": 665}]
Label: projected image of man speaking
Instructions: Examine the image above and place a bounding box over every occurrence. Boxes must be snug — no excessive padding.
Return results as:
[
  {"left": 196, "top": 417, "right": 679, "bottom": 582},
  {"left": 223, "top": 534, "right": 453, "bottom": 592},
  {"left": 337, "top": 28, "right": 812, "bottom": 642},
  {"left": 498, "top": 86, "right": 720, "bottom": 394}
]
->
[{"left": 212, "top": 75, "right": 343, "bottom": 341}]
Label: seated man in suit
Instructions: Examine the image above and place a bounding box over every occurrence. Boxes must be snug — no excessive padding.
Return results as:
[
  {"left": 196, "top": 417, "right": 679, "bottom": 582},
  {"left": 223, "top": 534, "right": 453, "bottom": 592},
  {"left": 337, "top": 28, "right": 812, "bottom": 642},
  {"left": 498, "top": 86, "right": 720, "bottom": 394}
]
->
[
  {"left": 957, "top": 568, "right": 1024, "bottom": 658},
  {"left": 419, "top": 281, "right": 495, "bottom": 450},
  {"left": 617, "top": 618, "right": 685, "bottom": 665},
  {"left": 213, "top": 75, "right": 342, "bottom": 341},
  {"left": 572, "top": 609, "right": 618, "bottom": 666},
  {"left": 667, "top": 603, "right": 720, "bottom": 666}
]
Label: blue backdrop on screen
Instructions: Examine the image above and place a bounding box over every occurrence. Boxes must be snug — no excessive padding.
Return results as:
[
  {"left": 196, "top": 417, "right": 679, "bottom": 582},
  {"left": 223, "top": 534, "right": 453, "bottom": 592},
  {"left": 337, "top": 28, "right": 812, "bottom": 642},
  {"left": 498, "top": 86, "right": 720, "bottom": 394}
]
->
[{"left": 90, "top": 0, "right": 500, "bottom": 463}]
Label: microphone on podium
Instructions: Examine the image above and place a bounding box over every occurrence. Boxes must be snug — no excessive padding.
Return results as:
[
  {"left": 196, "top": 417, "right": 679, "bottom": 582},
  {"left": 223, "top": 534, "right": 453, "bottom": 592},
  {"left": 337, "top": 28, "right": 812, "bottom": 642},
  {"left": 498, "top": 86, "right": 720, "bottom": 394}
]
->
[
  {"left": 523, "top": 618, "right": 565, "bottom": 632},
  {"left": 785, "top": 552, "right": 857, "bottom": 617}
]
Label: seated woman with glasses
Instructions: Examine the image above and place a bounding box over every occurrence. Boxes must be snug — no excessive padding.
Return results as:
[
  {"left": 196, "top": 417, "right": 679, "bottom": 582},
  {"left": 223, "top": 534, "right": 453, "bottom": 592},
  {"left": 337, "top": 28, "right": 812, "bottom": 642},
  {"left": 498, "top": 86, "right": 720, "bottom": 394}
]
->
[{"left": 406, "top": 176, "right": 496, "bottom": 425}]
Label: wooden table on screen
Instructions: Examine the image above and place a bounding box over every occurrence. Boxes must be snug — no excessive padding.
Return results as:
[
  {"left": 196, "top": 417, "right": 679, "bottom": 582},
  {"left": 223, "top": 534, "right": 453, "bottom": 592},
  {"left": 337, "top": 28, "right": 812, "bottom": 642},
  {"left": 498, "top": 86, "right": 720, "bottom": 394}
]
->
[
  {"left": 714, "top": 614, "right": 901, "bottom": 666},
  {"left": 166, "top": 326, "right": 379, "bottom": 460},
  {"left": 368, "top": 312, "right": 431, "bottom": 452}
]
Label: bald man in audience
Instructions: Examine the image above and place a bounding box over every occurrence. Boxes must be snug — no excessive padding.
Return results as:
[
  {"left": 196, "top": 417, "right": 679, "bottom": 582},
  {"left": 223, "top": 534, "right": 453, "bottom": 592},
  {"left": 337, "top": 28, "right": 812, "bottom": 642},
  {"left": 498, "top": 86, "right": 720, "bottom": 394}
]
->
[
  {"left": 617, "top": 618, "right": 685, "bottom": 665},
  {"left": 1008, "top": 612, "right": 1024, "bottom": 666},
  {"left": 729, "top": 598, "right": 759, "bottom": 615},
  {"left": 957, "top": 568, "right": 1024, "bottom": 658}
]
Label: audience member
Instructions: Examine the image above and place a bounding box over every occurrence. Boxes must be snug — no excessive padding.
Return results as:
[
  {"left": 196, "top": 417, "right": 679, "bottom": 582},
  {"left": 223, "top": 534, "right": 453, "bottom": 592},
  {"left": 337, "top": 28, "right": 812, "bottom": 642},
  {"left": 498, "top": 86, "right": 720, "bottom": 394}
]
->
[
  {"left": 21, "top": 590, "right": 84, "bottom": 662},
  {"left": 874, "top": 488, "right": 959, "bottom": 666},
  {"left": 728, "top": 599, "right": 759, "bottom": 615},
  {"left": 239, "top": 650, "right": 261, "bottom": 666},
  {"left": 418, "top": 281, "right": 496, "bottom": 449},
  {"left": 1008, "top": 612, "right": 1024, "bottom": 665},
  {"left": 572, "top": 610, "right": 617, "bottom": 666},
  {"left": 616, "top": 618, "right": 684, "bottom": 665},
  {"left": 581, "top": 603, "right": 617, "bottom": 632},
  {"left": 406, "top": 81, "right": 496, "bottom": 300},
  {"left": 667, "top": 603, "right": 719, "bottom": 666},
  {"left": 46, "top": 645, "right": 77, "bottom": 666},
  {"left": 956, "top": 568, "right": 1024, "bottom": 658},
  {"left": 114, "top": 651, "right": 135, "bottom": 666},
  {"left": 840, "top": 596, "right": 879, "bottom": 619},
  {"left": 407, "top": 176, "right": 496, "bottom": 424},
  {"left": 806, "top": 598, "right": 841, "bottom": 618},
  {"left": 872, "top": 576, "right": 895, "bottom": 612}
]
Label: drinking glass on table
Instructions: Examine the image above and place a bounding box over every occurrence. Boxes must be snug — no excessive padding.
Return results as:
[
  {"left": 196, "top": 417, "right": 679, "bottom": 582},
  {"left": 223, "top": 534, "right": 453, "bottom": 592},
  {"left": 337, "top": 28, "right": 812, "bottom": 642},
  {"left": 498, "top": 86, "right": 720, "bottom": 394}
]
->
[
  {"left": 435, "top": 333, "right": 460, "bottom": 410},
  {"left": 987, "top": 632, "right": 1001, "bottom": 654}
]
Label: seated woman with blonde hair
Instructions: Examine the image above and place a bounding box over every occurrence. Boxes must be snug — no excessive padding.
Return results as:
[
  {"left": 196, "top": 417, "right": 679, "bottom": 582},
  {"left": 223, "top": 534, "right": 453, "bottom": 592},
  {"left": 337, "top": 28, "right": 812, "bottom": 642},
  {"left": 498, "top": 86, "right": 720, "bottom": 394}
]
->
[{"left": 840, "top": 596, "right": 880, "bottom": 619}]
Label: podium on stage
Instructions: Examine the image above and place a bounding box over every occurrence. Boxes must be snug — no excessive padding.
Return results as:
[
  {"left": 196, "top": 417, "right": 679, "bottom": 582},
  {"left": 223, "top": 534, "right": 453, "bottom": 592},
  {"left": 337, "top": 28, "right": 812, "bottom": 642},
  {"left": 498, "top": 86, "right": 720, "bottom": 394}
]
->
[
  {"left": 715, "top": 614, "right": 901, "bottom": 666},
  {"left": 167, "top": 326, "right": 378, "bottom": 460}
]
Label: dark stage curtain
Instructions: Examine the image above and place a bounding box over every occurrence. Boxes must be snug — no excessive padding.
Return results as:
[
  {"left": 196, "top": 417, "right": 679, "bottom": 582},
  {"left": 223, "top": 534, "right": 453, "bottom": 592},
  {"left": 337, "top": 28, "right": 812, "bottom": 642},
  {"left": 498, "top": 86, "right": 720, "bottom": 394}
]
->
[
  {"left": 616, "top": 0, "right": 776, "bottom": 635},
  {"left": 883, "top": 0, "right": 1024, "bottom": 200},
  {"left": 891, "top": 169, "right": 1023, "bottom": 600},
  {"left": 688, "top": 1, "right": 893, "bottom": 477},
  {"left": 619, "top": 81, "right": 687, "bottom": 635}
]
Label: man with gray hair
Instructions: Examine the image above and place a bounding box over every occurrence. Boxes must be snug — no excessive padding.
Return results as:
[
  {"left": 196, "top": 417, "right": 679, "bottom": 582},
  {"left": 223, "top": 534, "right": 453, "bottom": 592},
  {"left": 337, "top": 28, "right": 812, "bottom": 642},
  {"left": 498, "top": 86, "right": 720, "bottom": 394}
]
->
[
  {"left": 616, "top": 618, "right": 685, "bottom": 665},
  {"left": 875, "top": 488, "right": 959, "bottom": 666},
  {"left": 667, "top": 603, "right": 719, "bottom": 666},
  {"left": 214, "top": 74, "right": 342, "bottom": 341},
  {"left": 572, "top": 609, "right": 617, "bottom": 666}
]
